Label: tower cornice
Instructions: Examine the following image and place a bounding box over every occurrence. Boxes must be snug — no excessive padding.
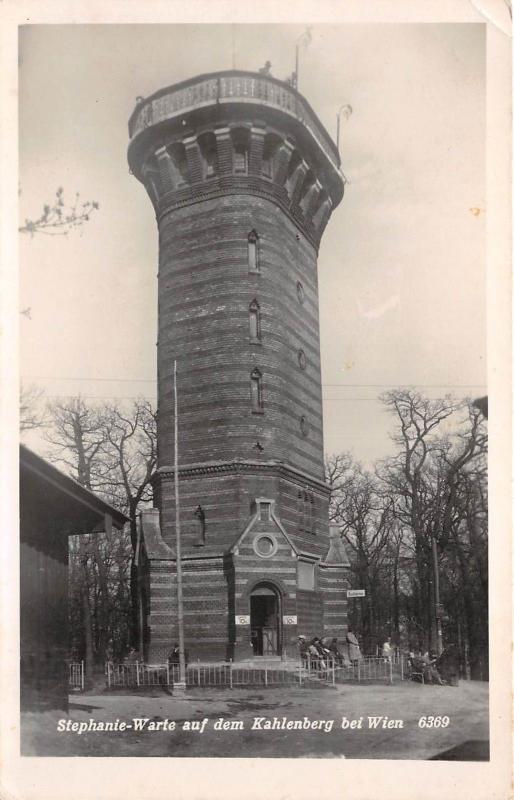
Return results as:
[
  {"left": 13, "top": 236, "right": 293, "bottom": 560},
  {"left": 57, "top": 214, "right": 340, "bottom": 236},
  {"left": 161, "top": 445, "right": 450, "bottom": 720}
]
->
[
  {"left": 128, "top": 70, "right": 344, "bottom": 244},
  {"left": 128, "top": 70, "right": 340, "bottom": 168},
  {"left": 154, "top": 459, "right": 331, "bottom": 497}
]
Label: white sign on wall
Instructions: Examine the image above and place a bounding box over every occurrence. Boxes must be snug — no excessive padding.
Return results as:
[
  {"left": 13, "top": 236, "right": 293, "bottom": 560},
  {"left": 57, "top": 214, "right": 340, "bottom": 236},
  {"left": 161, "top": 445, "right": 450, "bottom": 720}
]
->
[
  {"left": 235, "top": 615, "right": 250, "bottom": 625},
  {"left": 347, "top": 589, "right": 366, "bottom": 598},
  {"left": 282, "top": 615, "right": 298, "bottom": 625}
]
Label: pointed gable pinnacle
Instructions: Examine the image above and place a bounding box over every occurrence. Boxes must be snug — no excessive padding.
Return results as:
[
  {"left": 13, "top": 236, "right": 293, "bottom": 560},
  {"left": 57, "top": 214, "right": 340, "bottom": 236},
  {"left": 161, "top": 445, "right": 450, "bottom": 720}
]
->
[{"left": 325, "top": 524, "right": 350, "bottom": 566}]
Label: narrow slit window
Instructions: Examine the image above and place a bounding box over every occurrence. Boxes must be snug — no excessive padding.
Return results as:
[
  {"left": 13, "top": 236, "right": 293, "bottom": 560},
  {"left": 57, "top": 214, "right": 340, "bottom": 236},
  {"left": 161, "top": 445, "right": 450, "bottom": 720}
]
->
[
  {"left": 248, "top": 230, "right": 259, "bottom": 272},
  {"left": 249, "top": 299, "right": 261, "bottom": 341},
  {"left": 250, "top": 368, "right": 263, "bottom": 413},
  {"left": 297, "top": 490, "right": 305, "bottom": 532}
]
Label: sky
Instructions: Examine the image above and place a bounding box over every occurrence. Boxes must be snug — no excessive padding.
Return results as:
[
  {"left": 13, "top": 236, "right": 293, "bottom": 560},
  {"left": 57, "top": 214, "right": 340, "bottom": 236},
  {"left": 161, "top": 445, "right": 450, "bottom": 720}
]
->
[{"left": 18, "top": 23, "right": 486, "bottom": 465}]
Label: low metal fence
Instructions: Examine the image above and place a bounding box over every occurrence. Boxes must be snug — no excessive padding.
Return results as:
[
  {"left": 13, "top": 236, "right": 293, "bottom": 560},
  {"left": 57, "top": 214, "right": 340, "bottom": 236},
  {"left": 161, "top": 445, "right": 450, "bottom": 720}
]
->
[
  {"left": 300, "top": 655, "right": 398, "bottom": 685},
  {"left": 105, "top": 656, "right": 403, "bottom": 689},
  {"left": 106, "top": 660, "right": 301, "bottom": 689},
  {"left": 69, "top": 661, "right": 85, "bottom": 691}
]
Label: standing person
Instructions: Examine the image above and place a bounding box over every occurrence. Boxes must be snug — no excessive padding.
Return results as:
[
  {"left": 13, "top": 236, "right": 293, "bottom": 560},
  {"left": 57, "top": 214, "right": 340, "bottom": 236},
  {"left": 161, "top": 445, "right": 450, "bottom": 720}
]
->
[
  {"left": 382, "top": 636, "right": 392, "bottom": 663},
  {"left": 297, "top": 635, "right": 309, "bottom": 663},
  {"left": 125, "top": 648, "right": 140, "bottom": 664},
  {"left": 422, "top": 650, "right": 444, "bottom": 685},
  {"left": 168, "top": 644, "right": 180, "bottom": 665},
  {"left": 168, "top": 644, "right": 189, "bottom": 667},
  {"left": 437, "top": 644, "right": 459, "bottom": 686},
  {"left": 346, "top": 628, "right": 361, "bottom": 666}
]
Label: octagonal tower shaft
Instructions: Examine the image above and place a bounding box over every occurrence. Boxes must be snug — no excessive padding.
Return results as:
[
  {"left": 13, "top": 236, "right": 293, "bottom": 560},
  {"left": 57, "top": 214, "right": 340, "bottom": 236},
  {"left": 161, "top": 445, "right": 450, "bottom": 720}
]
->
[{"left": 128, "top": 71, "right": 344, "bottom": 558}]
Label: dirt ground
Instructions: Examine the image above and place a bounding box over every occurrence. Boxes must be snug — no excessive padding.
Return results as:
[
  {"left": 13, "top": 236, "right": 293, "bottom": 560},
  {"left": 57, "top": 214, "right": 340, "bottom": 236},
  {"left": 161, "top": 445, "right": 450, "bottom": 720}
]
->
[{"left": 21, "top": 679, "right": 489, "bottom": 760}]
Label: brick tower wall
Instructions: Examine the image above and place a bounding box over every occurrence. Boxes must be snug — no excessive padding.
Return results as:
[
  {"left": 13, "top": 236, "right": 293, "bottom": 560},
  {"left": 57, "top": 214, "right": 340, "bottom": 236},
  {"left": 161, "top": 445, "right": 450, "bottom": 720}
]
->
[
  {"left": 128, "top": 71, "right": 348, "bottom": 662},
  {"left": 157, "top": 193, "right": 325, "bottom": 481}
]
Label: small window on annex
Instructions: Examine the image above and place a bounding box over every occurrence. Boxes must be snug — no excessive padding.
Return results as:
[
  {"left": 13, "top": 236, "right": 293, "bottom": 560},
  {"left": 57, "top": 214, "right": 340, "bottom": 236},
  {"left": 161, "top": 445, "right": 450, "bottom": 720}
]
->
[
  {"left": 259, "top": 502, "right": 271, "bottom": 522},
  {"left": 249, "top": 299, "right": 261, "bottom": 341},
  {"left": 250, "top": 368, "right": 263, "bottom": 413},
  {"left": 248, "top": 230, "right": 259, "bottom": 272},
  {"left": 297, "top": 561, "right": 315, "bottom": 591}
]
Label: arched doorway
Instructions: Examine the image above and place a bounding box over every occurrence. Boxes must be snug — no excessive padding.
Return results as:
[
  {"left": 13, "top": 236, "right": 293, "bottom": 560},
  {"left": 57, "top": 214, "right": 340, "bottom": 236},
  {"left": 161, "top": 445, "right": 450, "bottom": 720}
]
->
[{"left": 250, "top": 582, "right": 281, "bottom": 656}]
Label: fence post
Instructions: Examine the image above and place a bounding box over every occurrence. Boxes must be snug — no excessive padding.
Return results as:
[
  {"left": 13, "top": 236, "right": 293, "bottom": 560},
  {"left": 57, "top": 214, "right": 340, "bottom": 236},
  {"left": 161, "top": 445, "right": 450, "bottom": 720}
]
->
[
  {"left": 166, "top": 662, "right": 170, "bottom": 686},
  {"left": 136, "top": 662, "right": 140, "bottom": 686},
  {"left": 332, "top": 660, "right": 335, "bottom": 686},
  {"left": 264, "top": 666, "right": 268, "bottom": 686},
  {"left": 107, "top": 661, "right": 111, "bottom": 689},
  {"left": 299, "top": 658, "right": 302, "bottom": 685},
  {"left": 229, "top": 658, "right": 233, "bottom": 690},
  {"left": 389, "top": 658, "right": 393, "bottom": 685},
  {"left": 81, "top": 660, "right": 85, "bottom": 691},
  {"left": 357, "top": 660, "right": 361, "bottom": 682},
  {"left": 400, "top": 655, "right": 404, "bottom": 681}
]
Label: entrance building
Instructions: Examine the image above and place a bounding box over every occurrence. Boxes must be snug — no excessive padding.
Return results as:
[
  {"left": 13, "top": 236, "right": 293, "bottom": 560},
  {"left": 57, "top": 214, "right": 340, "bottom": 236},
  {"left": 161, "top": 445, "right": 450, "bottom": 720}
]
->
[{"left": 128, "top": 70, "right": 351, "bottom": 662}]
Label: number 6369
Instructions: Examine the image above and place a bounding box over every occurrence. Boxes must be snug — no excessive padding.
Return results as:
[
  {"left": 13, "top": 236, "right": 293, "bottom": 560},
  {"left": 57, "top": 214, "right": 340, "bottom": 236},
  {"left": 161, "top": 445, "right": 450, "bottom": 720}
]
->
[{"left": 418, "top": 716, "right": 450, "bottom": 728}]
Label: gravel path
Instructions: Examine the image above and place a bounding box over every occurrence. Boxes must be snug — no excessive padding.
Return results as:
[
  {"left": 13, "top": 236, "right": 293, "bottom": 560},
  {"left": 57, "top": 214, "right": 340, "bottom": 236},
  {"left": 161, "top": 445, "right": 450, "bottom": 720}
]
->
[{"left": 21, "top": 679, "right": 489, "bottom": 760}]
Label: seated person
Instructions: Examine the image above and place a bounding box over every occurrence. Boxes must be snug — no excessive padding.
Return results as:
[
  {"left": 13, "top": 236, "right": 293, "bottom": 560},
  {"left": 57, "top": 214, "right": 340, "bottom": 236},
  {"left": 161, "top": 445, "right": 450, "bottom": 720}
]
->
[
  {"left": 327, "top": 637, "right": 345, "bottom": 666},
  {"left": 308, "top": 637, "right": 327, "bottom": 670},
  {"left": 408, "top": 651, "right": 426, "bottom": 682},
  {"left": 422, "top": 650, "right": 444, "bottom": 685}
]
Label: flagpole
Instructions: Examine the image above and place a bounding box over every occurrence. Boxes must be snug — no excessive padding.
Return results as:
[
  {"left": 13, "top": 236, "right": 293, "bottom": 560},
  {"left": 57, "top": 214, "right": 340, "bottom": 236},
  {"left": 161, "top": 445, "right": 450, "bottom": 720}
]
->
[{"left": 174, "top": 359, "right": 186, "bottom": 689}]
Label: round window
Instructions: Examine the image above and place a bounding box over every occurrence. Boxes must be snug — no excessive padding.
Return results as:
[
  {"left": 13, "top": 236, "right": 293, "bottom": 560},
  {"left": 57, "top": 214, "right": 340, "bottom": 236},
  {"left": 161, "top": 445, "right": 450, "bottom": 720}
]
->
[
  {"left": 300, "top": 415, "right": 309, "bottom": 437},
  {"left": 298, "top": 349, "right": 307, "bottom": 370},
  {"left": 296, "top": 281, "right": 305, "bottom": 304},
  {"left": 253, "top": 534, "right": 278, "bottom": 558}
]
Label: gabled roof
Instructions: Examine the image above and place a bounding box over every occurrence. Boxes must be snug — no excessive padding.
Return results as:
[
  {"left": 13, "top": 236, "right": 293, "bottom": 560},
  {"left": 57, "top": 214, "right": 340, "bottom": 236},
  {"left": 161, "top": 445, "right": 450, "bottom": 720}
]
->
[
  {"left": 20, "top": 444, "right": 128, "bottom": 529},
  {"left": 230, "top": 501, "right": 299, "bottom": 555}
]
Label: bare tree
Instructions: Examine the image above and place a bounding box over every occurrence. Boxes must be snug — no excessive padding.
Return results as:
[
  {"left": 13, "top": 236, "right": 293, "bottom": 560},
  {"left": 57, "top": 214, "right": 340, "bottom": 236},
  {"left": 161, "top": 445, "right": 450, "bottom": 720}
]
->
[
  {"left": 45, "top": 396, "right": 108, "bottom": 679},
  {"left": 19, "top": 187, "right": 99, "bottom": 237},
  {"left": 45, "top": 396, "right": 106, "bottom": 488},
  {"left": 378, "top": 390, "right": 459, "bottom": 650},
  {"left": 20, "top": 383, "right": 46, "bottom": 432},
  {"left": 97, "top": 400, "right": 157, "bottom": 652},
  {"left": 45, "top": 396, "right": 157, "bottom": 663},
  {"left": 327, "top": 452, "right": 395, "bottom": 650}
]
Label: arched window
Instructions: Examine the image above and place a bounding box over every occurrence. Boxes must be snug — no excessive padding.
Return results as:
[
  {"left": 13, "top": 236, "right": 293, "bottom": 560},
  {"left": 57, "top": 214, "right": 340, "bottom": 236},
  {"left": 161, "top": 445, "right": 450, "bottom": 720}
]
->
[
  {"left": 297, "top": 489, "right": 315, "bottom": 534},
  {"left": 308, "top": 492, "right": 315, "bottom": 534},
  {"left": 231, "top": 128, "right": 250, "bottom": 175},
  {"left": 193, "top": 505, "right": 206, "bottom": 547},
  {"left": 167, "top": 142, "right": 189, "bottom": 187},
  {"left": 248, "top": 230, "right": 259, "bottom": 272},
  {"left": 297, "top": 490, "right": 305, "bottom": 532},
  {"left": 249, "top": 300, "right": 261, "bottom": 341},
  {"left": 285, "top": 150, "right": 302, "bottom": 195},
  {"left": 198, "top": 132, "right": 217, "bottom": 178},
  {"left": 250, "top": 368, "right": 263, "bottom": 413},
  {"left": 261, "top": 134, "right": 280, "bottom": 179}
]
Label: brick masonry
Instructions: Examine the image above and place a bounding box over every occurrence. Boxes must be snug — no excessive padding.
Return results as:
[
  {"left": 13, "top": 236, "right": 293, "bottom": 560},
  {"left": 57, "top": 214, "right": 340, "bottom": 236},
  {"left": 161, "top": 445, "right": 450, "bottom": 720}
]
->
[{"left": 129, "top": 70, "right": 349, "bottom": 662}]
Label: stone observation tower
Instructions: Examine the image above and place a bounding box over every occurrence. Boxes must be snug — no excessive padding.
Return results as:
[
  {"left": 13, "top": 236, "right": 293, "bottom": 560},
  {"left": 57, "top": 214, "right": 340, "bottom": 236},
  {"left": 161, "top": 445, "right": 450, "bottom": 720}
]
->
[{"left": 128, "top": 70, "right": 350, "bottom": 662}]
